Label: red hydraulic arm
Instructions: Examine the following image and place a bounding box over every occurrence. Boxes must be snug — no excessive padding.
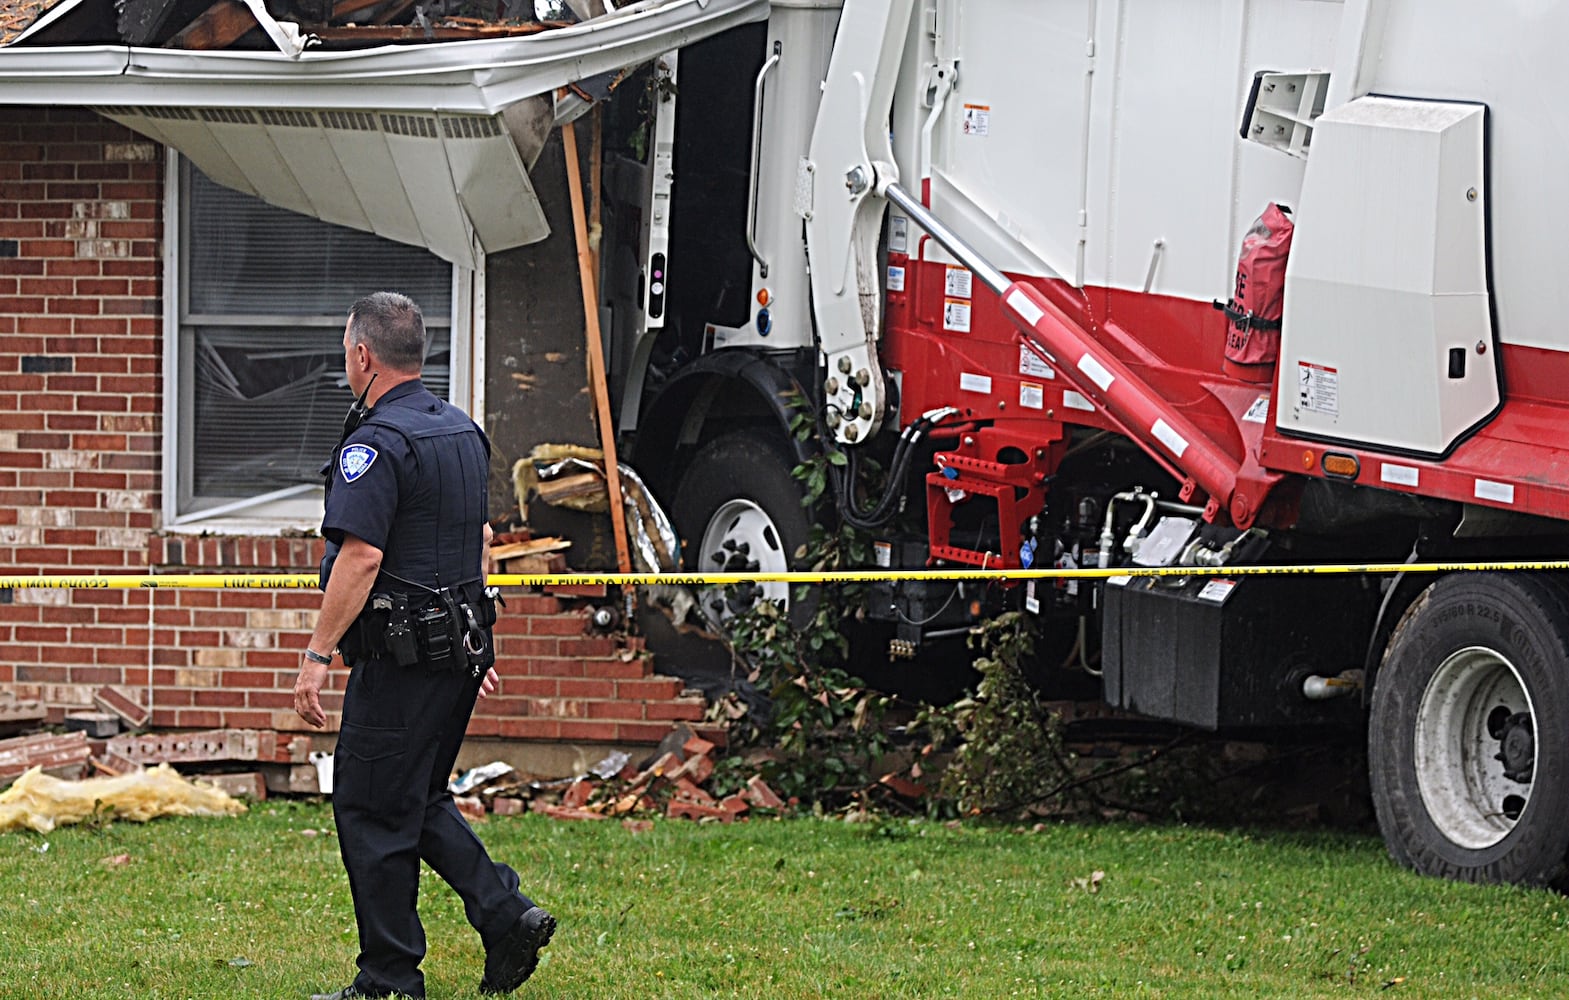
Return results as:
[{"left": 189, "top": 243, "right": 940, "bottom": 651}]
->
[{"left": 883, "top": 182, "right": 1266, "bottom": 527}]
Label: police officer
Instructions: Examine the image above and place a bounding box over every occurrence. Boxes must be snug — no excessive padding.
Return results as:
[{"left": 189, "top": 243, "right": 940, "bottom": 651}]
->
[{"left": 293, "top": 292, "right": 554, "bottom": 1000}]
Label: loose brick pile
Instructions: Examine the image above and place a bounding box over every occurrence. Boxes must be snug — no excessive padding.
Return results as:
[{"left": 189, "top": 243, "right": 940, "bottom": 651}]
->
[{"left": 456, "top": 729, "right": 793, "bottom": 825}]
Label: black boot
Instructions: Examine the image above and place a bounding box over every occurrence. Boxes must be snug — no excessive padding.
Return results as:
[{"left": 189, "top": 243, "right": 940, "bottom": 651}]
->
[{"left": 479, "top": 906, "right": 557, "bottom": 994}]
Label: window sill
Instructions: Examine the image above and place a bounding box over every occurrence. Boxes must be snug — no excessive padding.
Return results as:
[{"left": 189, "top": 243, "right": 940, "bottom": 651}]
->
[{"left": 161, "top": 517, "right": 321, "bottom": 538}]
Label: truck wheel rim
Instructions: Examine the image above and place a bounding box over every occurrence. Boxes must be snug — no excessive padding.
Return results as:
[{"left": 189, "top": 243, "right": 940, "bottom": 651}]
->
[
  {"left": 699, "top": 498, "right": 791, "bottom": 617},
  {"left": 1414, "top": 645, "right": 1536, "bottom": 850}
]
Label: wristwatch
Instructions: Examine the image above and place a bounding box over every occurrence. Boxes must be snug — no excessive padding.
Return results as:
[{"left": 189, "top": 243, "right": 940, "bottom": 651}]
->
[{"left": 303, "top": 648, "right": 334, "bottom": 665}]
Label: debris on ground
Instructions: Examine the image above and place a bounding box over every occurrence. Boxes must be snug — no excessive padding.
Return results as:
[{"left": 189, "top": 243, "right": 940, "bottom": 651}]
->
[
  {"left": 102, "top": 728, "right": 319, "bottom": 795},
  {"left": 198, "top": 772, "right": 268, "bottom": 802},
  {"left": 0, "top": 692, "right": 47, "bottom": 738},
  {"left": 490, "top": 534, "right": 572, "bottom": 575},
  {"left": 93, "top": 685, "right": 151, "bottom": 730},
  {"left": 451, "top": 760, "right": 518, "bottom": 796},
  {"left": 64, "top": 712, "right": 120, "bottom": 739},
  {"left": 0, "top": 731, "right": 92, "bottom": 784},
  {"left": 443, "top": 725, "right": 927, "bottom": 826},
  {"left": 0, "top": 763, "right": 247, "bottom": 834}
]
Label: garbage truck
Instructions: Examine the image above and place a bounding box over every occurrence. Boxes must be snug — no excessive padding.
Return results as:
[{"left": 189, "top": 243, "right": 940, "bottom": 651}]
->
[
  {"left": 598, "top": 0, "right": 1569, "bottom": 888},
  {"left": 19, "top": 0, "right": 1569, "bottom": 885}
]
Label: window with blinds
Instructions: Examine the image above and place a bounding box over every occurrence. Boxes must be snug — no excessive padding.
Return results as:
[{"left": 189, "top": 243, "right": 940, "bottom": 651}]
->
[{"left": 174, "top": 162, "right": 457, "bottom": 522}]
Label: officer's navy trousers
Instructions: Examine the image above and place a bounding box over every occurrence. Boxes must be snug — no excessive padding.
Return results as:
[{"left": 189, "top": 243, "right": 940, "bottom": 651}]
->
[{"left": 333, "top": 654, "right": 532, "bottom": 998}]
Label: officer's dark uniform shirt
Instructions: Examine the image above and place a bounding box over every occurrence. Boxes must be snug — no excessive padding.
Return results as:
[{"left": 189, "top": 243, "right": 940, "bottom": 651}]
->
[
  {"left": 321, "top": 379, "right": 490, "bottom": 600},
  {"left": 317, "top": 378, "right": 530, "bottom": 1000}
]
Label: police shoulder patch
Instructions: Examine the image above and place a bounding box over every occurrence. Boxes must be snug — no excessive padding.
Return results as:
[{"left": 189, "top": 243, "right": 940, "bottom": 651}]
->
[{"left": 339, "top": 443, "right": 379, "bottom": 483}]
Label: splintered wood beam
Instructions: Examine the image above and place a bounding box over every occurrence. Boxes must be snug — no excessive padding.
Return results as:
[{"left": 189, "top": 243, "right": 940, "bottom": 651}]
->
[
  {"left": 563, "top": 119, "right": 633, "bottom": 573},
  {"left": 169, "top": 0, "right": 258, "bottom": 48}
]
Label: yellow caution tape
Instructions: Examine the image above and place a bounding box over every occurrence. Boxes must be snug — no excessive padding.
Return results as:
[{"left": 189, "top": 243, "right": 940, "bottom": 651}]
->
[{"left": 2, "top": 560, "right": 1569, "bottom": 590}]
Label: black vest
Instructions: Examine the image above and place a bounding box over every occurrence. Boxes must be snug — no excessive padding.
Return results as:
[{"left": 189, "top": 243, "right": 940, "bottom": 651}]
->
[{"left": 361, "top": 386, "right": 491, "bottom": 597}]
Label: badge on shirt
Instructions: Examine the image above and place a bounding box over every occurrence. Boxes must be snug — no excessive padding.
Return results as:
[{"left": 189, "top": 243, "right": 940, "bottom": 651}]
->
[{"left": 339, "top": 444, "right": 378, "bottom": 483}]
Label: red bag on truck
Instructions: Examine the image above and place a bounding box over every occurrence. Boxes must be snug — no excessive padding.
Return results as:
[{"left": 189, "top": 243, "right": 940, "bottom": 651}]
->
[{"left": 1216, "top": 203, "right": 1294, "bottom": 383}]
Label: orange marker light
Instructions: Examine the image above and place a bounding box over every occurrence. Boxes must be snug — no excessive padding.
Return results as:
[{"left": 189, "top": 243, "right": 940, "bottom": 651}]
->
[
  {"left": 1301, "top": 450, "right": 1316, "bottom": 470},
  {"left": 756, "top": 288, "right": 771, "bottom": 306},
  {"left": 1322, "top": 453, "right": 1360, "bottom": 479}
]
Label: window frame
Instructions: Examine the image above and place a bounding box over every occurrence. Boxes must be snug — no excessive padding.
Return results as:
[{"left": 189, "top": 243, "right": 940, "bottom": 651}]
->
[{"left": 161, "top": 152, "right": 484, "bottom": 533}]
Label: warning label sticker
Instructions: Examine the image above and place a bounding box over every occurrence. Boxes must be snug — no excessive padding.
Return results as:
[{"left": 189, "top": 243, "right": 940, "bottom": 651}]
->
[
  {"left": 944, "top": 267, "right": 972, "bottom": 299},
  {"left": 1197, "top": 579, "right": 1237, "bottom": 603},
  {"left": 1242, "top": 394, "right": 1270, "bottom": 424},
  {"left": 1020, "top": 382, "right": 1044, "bottom": 410},
  {"left": 1019, "top": 345, "right": 1054, "bottom": 379},
  {"left": 1297, "top": 361, "right": 1339, "bottom": 416},
  {"left": 962, "top": 104, "right": 990, "bottom": 137},
  {"left": 889, "top": 216, "right": 908, "bottom": 254},
  {"left": 943, "top": 298, "right": 971, "bottom": 333},
  {"left": 886, "top": 265, "right": 905, "bottom": 292}
]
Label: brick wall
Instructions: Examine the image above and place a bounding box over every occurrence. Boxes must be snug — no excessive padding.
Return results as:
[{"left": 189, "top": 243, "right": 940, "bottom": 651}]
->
[
  {"left": 0, "top": 107, "right": 706, "bottom": 749},
  {"left": 0, "top": 107, "right": 161, "bottom": 575}
]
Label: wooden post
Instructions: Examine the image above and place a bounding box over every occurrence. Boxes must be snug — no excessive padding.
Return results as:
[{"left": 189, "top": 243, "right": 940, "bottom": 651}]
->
[{"left": 563, "top": 119, "right": 633, "bottom": 573}]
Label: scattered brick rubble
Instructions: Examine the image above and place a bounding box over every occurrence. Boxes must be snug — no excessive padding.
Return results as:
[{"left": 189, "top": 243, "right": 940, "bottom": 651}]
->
[
  {"left": 0, "top": 717, "right": 929, "bottom": 821},
  {"left": 446, "top": 724, "right": 928, "bottom": 825},
  {"left": 0, "top": 731, "right": 92, "bottom": 784},
  {"left": 0, "top": 725, "right": 316, "bottom": 803},
  {"left": 447, "top": 728, "right": 796, "bottom": 825}
]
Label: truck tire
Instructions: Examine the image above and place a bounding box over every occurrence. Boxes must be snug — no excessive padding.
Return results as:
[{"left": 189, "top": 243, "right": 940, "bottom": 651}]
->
[
  {"left": 1369, "top": 573, "right": 1569, "bottom": 885},
  {"left": 672, "top": 430, "right": 813, "bottom": 624}
]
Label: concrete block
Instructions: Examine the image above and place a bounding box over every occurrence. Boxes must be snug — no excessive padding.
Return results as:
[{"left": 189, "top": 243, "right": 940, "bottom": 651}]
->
[
  {"left": 261, "top": 763, "right": 320, "bottom": 796},
  {"left": 64, "top": 712, "right": 120, "bottom": 738}
]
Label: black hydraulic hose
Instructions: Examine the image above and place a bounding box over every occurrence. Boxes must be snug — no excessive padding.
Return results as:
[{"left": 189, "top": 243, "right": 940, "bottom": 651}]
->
[{"left": 832, "top": 414, "right": 936, "bottom": 530}]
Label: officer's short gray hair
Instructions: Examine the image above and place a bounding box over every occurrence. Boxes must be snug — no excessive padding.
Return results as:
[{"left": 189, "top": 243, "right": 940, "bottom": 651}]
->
[{"left": 347, "top": 292, "right": 427, "bottom": 373}]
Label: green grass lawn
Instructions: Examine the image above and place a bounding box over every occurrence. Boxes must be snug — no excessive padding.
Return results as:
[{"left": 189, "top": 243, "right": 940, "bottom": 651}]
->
[{"left": 1, "top": 802, "right": 1566, "bottom": 998}]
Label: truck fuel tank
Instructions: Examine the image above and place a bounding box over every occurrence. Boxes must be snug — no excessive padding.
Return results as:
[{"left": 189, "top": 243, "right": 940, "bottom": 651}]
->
[{"left": 1101, "top": 573, "right": 1376, "bottom": 730}]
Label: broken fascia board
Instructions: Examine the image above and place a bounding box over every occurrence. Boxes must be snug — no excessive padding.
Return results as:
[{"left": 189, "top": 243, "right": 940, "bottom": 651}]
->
[{"left": 0, "top": 0, "right": 768, "bottom": 113}]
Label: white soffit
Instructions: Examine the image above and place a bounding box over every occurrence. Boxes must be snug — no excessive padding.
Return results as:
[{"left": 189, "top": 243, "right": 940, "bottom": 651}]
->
[
  {"left": 96, "top": 105, "right": 538, "bottom": 267},
  {"left": 0, "top": 0, "right": 770, "bottom": 265}
]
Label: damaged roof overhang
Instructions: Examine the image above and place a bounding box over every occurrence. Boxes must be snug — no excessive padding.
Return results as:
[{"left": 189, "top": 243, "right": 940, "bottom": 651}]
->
[{"left": 0, "top": 0, "right": 769, "bottom": 266}]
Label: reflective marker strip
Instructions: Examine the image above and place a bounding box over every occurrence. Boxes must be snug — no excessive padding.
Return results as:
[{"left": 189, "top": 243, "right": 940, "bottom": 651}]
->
[
  {"left": 1382, "top": 464, "right": 1419, "bottom": 487},
  {"left": 1151, "top": 418, "right": 1188, "bottom": 458},
  {"left": 959, "top": 372, "right": 992, "bottom": 394},
  {"left": 1076, "top": 353, "right": 1115, "bottom": 391},
  {"left": 1063, "top": 390, "right": 1096, "bottom": 411},
  {"left": 1475, "top": 479, "right": 1515, "bottom": 504},
  {"left": 1007, "top": 289, "right": 1045, "bottom": 326}
]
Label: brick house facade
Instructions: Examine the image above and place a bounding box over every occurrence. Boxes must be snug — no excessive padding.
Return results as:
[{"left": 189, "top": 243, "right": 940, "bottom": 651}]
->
[{"left": 0, "top": 106, "right": 707, "bottom": 757}]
